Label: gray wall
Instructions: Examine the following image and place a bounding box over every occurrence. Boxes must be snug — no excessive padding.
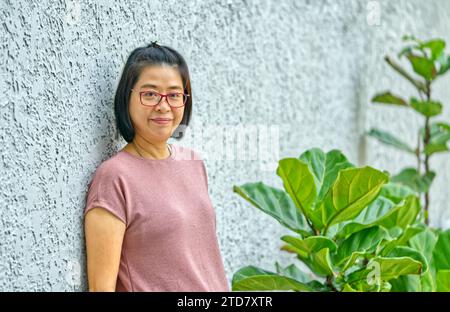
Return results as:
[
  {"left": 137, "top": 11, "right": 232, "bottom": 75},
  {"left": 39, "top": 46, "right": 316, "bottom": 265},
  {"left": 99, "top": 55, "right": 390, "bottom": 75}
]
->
[{"left": 1, "top": 0, "right": 449, "bottom": 291}]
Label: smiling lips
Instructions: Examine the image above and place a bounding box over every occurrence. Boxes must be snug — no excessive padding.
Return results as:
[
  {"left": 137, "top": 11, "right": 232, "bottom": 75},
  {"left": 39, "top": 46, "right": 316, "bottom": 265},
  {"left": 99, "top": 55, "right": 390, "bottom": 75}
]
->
[{"left": 151, "top": 118, "right": 172, "bottom": 125}]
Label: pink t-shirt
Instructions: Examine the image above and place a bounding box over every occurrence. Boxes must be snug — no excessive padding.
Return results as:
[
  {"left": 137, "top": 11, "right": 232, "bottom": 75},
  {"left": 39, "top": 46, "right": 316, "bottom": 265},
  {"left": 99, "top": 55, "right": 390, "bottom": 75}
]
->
[{"left": 84, "top": 144, "right": 230, "bottom": 292}]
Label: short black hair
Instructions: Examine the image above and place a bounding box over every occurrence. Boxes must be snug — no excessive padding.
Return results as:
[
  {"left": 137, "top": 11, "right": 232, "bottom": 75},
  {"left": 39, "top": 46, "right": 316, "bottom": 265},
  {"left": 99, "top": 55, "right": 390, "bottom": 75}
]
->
[{"left": 114, "top": 42, "right": 192, "bottom": 142}]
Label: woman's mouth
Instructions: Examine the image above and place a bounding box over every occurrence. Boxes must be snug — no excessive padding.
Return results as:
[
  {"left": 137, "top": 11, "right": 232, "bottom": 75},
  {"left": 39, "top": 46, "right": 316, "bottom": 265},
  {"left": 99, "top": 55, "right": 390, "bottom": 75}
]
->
[{"left": 151, "top": 118, "right": 172, "bottom": 125}]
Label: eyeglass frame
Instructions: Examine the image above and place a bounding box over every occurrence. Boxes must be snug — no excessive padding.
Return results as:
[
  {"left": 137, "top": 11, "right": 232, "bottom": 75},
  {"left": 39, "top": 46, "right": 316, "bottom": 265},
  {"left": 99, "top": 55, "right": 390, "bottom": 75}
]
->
[{"left": 131, "top": 88, "right": 190, "bottom": 108}]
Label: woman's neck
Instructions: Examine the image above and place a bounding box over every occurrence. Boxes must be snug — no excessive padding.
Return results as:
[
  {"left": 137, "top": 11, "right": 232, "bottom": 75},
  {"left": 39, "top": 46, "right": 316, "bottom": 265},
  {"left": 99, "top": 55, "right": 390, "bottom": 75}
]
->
[{"left": 131, "top": 138, "right": 171, "bottom": 160}]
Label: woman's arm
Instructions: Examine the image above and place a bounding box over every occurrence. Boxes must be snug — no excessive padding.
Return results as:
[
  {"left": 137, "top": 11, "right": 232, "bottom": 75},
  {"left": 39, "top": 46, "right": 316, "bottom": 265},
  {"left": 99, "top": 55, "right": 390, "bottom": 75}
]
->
[{"left": 84, "top": 208, "right": 126, "bottom": 292}]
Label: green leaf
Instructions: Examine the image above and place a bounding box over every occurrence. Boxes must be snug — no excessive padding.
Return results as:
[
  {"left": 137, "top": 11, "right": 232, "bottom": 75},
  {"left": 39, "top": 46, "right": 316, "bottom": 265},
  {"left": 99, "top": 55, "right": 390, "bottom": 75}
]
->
[
  {"left": 436, "top": 270, "right": 450, "bottom": 292},
  {"left": 421, "top": 122, "right": 450, "bottom": 139},
  {"left": 374, "top": 195, "right": 421, "bottom": 229},
  {"left": 390, "top": 271, "right": 435, "bottom": 292},
  {"left": 299, "top": 149, "right": 354, "bottom": 203},
  {"left": 274, "top": 262, "right": 310, "bottom": 283},
  {"left": 351, "top": 196, "right": 395, "bottom": 223},
  {"left": 398, "top": 45, "right": 417, "bottom": 58},
  {"left": 399, "top": 37, "right": 446, "bottom": 68},
  {"left": 391, "top": 168, "right": 436, "bottom": 193},
  {"left": 436, "top": 122, "right": 450, "bottom": 130},
  {"left": 380, "top": 226, "right": 425, "bottom": 256},
  {"left": 371, "top": 92, "right": 408, "bottom": 106},
  {"left": 342, "top": 283, "right": 360, "bottom": 292},
  {"left": 424, "top": 143, "right": 449, "bottom": 155},
  {"left": 281, "top": 246, "right": 335, "bottom": 278},
  {"left": 421, "top": 270, "right": 436, "bottom": 291},
  {"left": 432, "top": 229, "right": 450, "bottom": 270},
  {"left": 390, "top": 228, "right": 439, "bottom": 292},
  {"left": 437, "top": 55, "right": 450, "bottom": 75},
  {"left": 232, "top": 265, "right": 314, "bottom": 291},
  {"left": 280, "top": 235, "right": 336, "bottom": 277},
  {"left": 281, "top": 235, "right": 337, "bottom": 255},
  {"left": 422, "top": 122, "right": 450, "bottom": 156},
  {"left": 367, "top": 128, "right": 415, "bottom": 154},
  {"left": 410, "top": 98, "right": 443, "bottom": 117},
  {"left": 334, "top": 223, "right": 368, "bottom": 240},
  {"left": 345, "top": 279, "right": 392, "bottom": 292},
  {"left": 420, "top": 39, "right": 446, "bottom": 60},
  {"left": 379, "top": 182, "right": 416, "bottom": 204},
  {"left": 407, "top": 54, "right": 437, "bottom": 80},
  {"left": 336, "top": 226, "right": 389, "bottom": 272},
  {"left": 334, "top": 196, "right": 396, "bottom": 239},
  {"left": 233, "top": 182, "right": 311, "bottom": 236},
  {"left": 390, "top": 275, "right": 419, "bottom": 291},
  {"left": 384, "top": 56, "right": 428, "bottom": 93},
  {"left": 274, "top": 262, "right": 328, "bottom": 291},
  {"left": 386, "top": 246, "right": 428, "bottom": 273},
  {"left": 321, "top": 166, "right": 389, "bottom": 230},
  {"left": 340, "top": 251, "right": 370, "bottom": 273},
  {"left": 336, "top": 226, "right": 388, "bottom": 262},
  {"left": 310, "top": 248, "right": 335, "bottom": 277},
  {"left": 348, "top": 257, "right": 423, "bottom": 284},
  {"left": 409, "top": 227, "right": 438, "bottom": 265},
  {"left": 277, "top": 158, "right": 320, "bottom": 229},
  {"left": 379, "top": 281, "right": 393, "bottom": 292}
]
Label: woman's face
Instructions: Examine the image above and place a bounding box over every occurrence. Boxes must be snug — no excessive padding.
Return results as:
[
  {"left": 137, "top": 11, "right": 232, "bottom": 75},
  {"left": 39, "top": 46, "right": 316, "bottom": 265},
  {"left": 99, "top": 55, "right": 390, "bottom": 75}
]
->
[{"left": 129, "top": 64, "right": 186, "bottom": 143}]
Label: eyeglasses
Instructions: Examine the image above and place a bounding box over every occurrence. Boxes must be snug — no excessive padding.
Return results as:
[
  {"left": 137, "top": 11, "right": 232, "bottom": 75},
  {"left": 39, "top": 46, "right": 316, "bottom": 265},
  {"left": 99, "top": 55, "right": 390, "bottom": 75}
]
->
[{"left": 131, "top": 89, "right": 189, "bottom": 108}]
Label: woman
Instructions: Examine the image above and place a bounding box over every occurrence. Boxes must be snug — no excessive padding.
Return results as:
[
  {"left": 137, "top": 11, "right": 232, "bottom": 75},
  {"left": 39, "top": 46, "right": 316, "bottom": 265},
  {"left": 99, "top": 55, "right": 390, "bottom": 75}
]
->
[{"left": 84, "top": 42, "right": 230, "bottom": 292}]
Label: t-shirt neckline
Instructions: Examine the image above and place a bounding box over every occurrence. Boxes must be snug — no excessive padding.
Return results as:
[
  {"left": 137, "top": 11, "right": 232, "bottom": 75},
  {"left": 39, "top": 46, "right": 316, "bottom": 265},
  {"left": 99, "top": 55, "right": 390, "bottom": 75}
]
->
[{"left": 119, "top": 143, "right": 176, "bottom": 162}]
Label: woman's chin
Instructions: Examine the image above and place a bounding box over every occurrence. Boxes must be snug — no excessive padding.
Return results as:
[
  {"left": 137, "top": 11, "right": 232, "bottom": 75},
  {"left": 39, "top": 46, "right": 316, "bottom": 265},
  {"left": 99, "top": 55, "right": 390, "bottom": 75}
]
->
[{"left": 147, "top": 128, "right": 172, "bottom": 141}]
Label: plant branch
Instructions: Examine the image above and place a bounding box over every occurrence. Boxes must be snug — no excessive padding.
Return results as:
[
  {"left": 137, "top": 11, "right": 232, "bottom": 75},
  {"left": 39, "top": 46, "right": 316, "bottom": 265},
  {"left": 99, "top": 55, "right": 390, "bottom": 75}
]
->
[
  {"left": 326, "top": 276, "right": 338, "bottom": 292},
  {"left": 384, "top": 56, "right": 428, "bottom": 94},
  {"left": 423, "top": 81, "right": 432, "bottom": 225},
  {"left": 323, "top": 225, "right": 329, "bottom": 237},
  {"left": 416, "top": 129, "right": 421, "bottom": 174},
  {"left": 305, "top": 218, "right": 317, "bottom": 235}
]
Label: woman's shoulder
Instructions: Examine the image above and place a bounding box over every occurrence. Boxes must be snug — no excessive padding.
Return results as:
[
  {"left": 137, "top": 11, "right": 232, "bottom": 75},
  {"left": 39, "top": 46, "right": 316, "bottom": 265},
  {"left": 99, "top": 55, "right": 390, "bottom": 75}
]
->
[
  {"left": 92, "top": 151, "right": 129, "bottom": 180},
  {"left": 86, "top": 152, "right": 129, "bottom": 193}
]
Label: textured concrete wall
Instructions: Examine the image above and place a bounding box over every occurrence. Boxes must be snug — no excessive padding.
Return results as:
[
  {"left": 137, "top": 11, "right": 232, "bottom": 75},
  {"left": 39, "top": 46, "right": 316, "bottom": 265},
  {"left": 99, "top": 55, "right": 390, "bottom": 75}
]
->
[{"left": 1, "top": 0, "right": 449, "bottom": 291}]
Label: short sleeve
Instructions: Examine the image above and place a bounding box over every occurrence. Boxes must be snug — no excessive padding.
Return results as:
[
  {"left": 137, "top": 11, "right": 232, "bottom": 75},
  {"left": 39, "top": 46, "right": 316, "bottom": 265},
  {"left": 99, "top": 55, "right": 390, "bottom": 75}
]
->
[
  {"left": 84, "top": 164, "right": 128, "bottom": 226},
  {"left": 199, "top": 159, "right": 217, "bottom": 230},
  {"left": 191, "top": 149, "right": 208, "bottom": 192},
  {"left": 200, "top": 160, "right": 209, "bottom": 192}
]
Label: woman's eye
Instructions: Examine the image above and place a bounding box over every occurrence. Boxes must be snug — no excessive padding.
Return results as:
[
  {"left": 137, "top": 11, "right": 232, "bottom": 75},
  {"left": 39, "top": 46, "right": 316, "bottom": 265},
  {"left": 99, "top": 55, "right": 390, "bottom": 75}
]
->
[
  {"left": 169, "top": 93, "right": 180, "bottom": 98},
  {"left": 143, "top": 92, "right": 157, "bottom": 97}
]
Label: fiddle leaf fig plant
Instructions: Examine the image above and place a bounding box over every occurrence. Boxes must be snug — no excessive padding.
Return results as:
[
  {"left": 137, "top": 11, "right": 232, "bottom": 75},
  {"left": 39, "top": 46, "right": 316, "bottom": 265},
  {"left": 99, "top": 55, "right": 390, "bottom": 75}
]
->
[
  {"left": 367, "top": 35, "right": 450, "bottom": 225},
  {"left": 231, "top": 148, "right": 450, "bottom": 292}
]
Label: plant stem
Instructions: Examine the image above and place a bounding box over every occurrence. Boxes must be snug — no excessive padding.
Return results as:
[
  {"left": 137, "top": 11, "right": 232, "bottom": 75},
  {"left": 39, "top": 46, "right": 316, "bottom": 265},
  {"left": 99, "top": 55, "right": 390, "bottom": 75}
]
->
[
  {"left": 304, "top": 218, "right": 316, "bottom": 234},
  {"left": 326, "top": 276, "right": 338, "bottom": 292},
  {"left": 416, "top": 129, "right": 421, "bottom": 174},
  {"left": 424, "top": 117, "right": 430, "bottom": 225},
  {"left": 384, "top": 56, "right": 428, "bottom": 93},
  {"left": 423, "top": 81, "right": 432, "bottom": 225}
]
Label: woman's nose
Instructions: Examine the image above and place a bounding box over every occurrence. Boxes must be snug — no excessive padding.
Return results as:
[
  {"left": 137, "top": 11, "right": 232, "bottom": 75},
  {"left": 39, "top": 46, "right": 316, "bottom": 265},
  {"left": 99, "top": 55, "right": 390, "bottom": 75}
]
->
[{"left": 155, "top": 97, "right": 171, "bottom": 111}]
